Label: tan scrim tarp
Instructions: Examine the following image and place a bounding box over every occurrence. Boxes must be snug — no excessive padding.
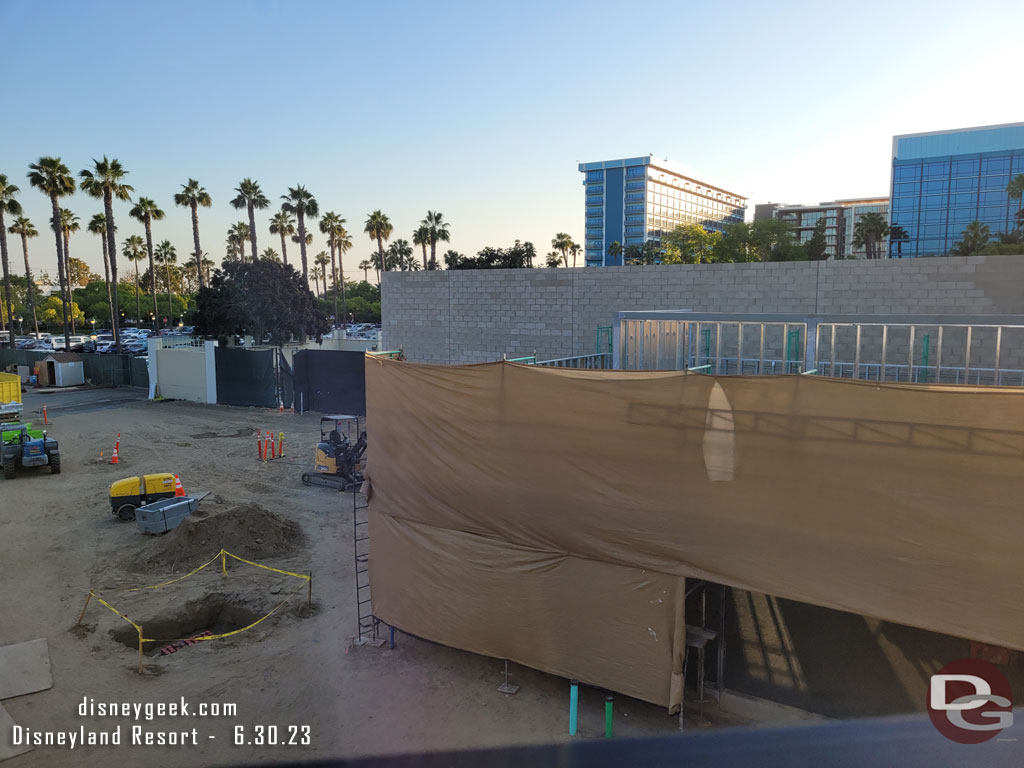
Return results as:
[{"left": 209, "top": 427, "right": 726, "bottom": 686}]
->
[{"left": 365, "top": 359, "right": 1024, "bottom": 710}]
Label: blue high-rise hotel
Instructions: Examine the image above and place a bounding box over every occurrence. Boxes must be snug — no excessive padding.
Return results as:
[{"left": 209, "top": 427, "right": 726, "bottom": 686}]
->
[
  {"left": 578, "top": 155, "right": 747, "bottom": 266},
  {"left": 889, "top": 123, "right": 1024, "bottom": 258}
]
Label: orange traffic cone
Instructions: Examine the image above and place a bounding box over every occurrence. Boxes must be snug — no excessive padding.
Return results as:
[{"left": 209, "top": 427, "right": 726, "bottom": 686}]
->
[
  {"left": 174, "top": 474, "right": 186, "bottom": 497},
  {"left": 110, "top": 433, "right": 121, "bottom": 465}
]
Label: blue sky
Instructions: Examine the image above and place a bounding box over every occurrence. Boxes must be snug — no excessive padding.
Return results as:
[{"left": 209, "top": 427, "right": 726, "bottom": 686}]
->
[{"left": 1, "top": 0, "right": 1022, "bottom": 281}]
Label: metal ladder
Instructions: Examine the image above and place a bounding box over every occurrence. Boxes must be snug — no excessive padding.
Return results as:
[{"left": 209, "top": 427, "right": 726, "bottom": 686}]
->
[{"left": 352, "top": 487, "right": 384, "bottom": 646}]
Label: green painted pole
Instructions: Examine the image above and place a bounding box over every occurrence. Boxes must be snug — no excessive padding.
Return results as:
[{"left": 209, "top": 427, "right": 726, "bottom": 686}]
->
[
  {"left": 920, "top": 333, "right": 930, "bottom": 383},
  {"left": 604, "top": 695, "right": 614, "bottom": 738},
  {"left": 569, "top": 680, "right": 579, "bottom": 736}
]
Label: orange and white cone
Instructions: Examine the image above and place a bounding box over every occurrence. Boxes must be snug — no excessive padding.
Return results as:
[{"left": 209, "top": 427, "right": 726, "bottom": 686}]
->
[
  {"left": 173, "top": 474, "right": 186, "bottom": 497},
  {"left": 110, "top": 433, "right": 121, "bottom": 465}
]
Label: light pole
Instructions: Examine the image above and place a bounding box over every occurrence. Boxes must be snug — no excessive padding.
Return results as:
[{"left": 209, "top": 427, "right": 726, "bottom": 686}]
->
[
  {"left": 16, "top": 316, "right": 23, "bottom": 335},
  {"left": 89, "top": 318, "right": 96, "bottom": 338}
]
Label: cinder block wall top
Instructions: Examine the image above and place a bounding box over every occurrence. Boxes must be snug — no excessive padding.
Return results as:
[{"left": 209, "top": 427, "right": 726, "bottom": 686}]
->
[{"left": 381, "top": 255, "right": 1024, "bottom": 364}]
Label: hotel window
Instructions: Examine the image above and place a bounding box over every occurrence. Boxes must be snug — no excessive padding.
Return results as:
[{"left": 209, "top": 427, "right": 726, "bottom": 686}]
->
[
  {"left": 586, "top": 171, "right": 603, "bottom": 181},
  {"left": 894, "top": 164, "right": 921, "bottom": 181},
  {"left": 982, "top": 157, "right": 1010, "bottom": 174},
  {"left": 952, "top": 159, "right": 979, "bottom": 176},
  {"left": 627, "top": 166, "right": 645, "bottom": 178}
]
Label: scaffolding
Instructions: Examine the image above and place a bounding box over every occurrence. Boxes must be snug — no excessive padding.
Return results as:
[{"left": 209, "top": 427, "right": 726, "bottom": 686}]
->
[{"left": 615, "top": 311, "right": 1024, "bottom": 386}]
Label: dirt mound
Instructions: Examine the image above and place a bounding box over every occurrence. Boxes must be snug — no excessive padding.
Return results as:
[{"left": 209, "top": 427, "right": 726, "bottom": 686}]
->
[{"left": 126, "top": 503, "right": 305, "bottom": 573}]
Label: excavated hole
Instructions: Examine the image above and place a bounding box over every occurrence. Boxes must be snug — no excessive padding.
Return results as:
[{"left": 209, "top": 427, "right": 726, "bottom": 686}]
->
[{"left": 109, "top": 593, "right": 267, "bottom": 656}]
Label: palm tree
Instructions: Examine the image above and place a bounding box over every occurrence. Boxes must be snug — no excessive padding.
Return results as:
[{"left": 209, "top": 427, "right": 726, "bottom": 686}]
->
[
  {"left": 154, "top": 240, "right": 177, "bottom": 322},
  {"left": 78, "top": 157, "right": 133, "bottom": 349},
  {"left": 261, "top": 247, "right": 280, "bottom": 261},
  {"left": 320, "top": 212, "right": 349, "bottom": 329},
  {"left": 422, "top": 211, "right": 450, "bottom": 270},
  {"left": 551, "top": 232, "right": 573, "bottom": 270},
  {"left": 334, "top": 227, "right": 353, "bottom": 330},
  {"left": 173, "top": 179, "right": 211, "bottom": 290},
  {"left": 545, "top": 251, "right": 563, "bottom": 268},
  {"left": 313, "top": 251, "right": 330, "bottom": 297},
  {"left": 1008, "top": 174, "right": 1024, "bottom": 230},
  {"left": 231, "top": 178, "right": 269, "bottom": 261},
  {"left": 129, "top": 197, "right": 165, "bottom": 325},
  {"left": 87, "top": 213, "right": 117, "bottom": 333},
  {"left": 0, "top": 175, "right": 22, "bottom": 348},
  {"left": 122, "top": 234, "right": 146, "bottom": 325},
  {"left": 227, "top": 221, "right": 250, "bottom": 261},
  {"left": 27, "top": 157, "right": 76, "bottom": 349},
  {"left": 358, "top": 259, "right": 372, "bottom": 282},
  {"left": 57, "top": 208, "right": 81, "bottom": 332},
  {"left": 569, "top": 241, "right": 581, "bottom": 268},
  {"left": 8, "top": 216, "right": 39, "bottom": 336},
  {"left": 888, "top": 225, "right": 909, "bottom": 258},
  {"left": 200, "top": 255, "right": 215, "bottom": 285},
  {"left": 952, "top": 220, "right": 991, "bottom": 256},
  {"left": 364, "top": 210, "right": 393, "bottom": 276},
  {"left": 281, "top": 186, "right": 318, "bottom": 286},
  {"left": 413, "top": 224, "right": 430, "bottom": 270},
  {"left": 387, "top": 239, "right": 416, "bottom": 271},
  {"left": 852, "top": 212, "right": 889, "bottom": 259},
  {"left": 268, "top": 209, "right": 296, "bottom": 268},
  {"left": 607, "top": 240, "right": 623, "bottom": 265}
]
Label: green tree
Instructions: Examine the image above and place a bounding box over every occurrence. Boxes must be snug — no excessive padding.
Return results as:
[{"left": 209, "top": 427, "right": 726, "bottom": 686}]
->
[
  {"left": 663, "top": 224, "right": 721, "bottom": 264},
  {"left": 442, "top": 250, "right": 464, "bottom": 269},
  {"left": 231, "top": 178, "right": 269, "bottom": 261},
  {"left": 364, "top": 210, "right": 393, "bottom": 277},
  {"left": 320, "top": 212, "right": 348, "bottom": 327},
  {"left": 67, "top": 257, "right": 97, "bottom": 288},
  {"left": 387, "top": 239, "right": 417, "bottom": 271},
  {"left": 281, "top": 185, "right": 318, "bottom": 287},
  {"left": 888, "top": 225, "right": 910, "bottom": 258},
  {"left": 0, "top": 175, "right": 22, "bottom": 347},
  {"left": 227, "top": 221, "right": 250, "bottom": 261},
  {"left": 545, "top": 251, "right": 562, "bottom": 268},
  {"left": 27, "top": 157, "right": 76, "bottom": 348},
  {"left": 154, "top": 240, "right": 177, "bottom": 322},
  {"left": 852, "top": 212, "right": 889, "bottom": 260},
  {"left": 358, "top": 259, "right": 373, "bottom": 282},
  {"left": 87, "top": 213, "right": 116, "bottom": 334},
  {"left": 79, "top": 156, "right": 133, "bottom": 348},
  {"left": 422, "top": 210, "right": 450, "bottom": 270},
  {"left": 570, "top": 242, "right": 581, "bottom": 268},
  {"left": 195, "top": 259, "right": 329, "bottom": 347},
  {"left": 607, "top": 240, "right": 622, "bottom": 265},
  {"left": 173, "top": 179, "right": 212, "bottom": 290},
  {"left": 413, "top": 224, "right": 430, "bottom": 270},
  {"left": 1008, "top": 174, "right": 1024, "bottom": 230},
  {"left": 269, "top": 209, "right": 296, "bottom": 268},
  {"left": 551, "top": 232, "right": 573, "bottom": 268},
  {"left": 313, "top": 251, "right": 330, "bottom": 296},
  {"left": 261, "top": 247, "right": 280, "bottom": 261},
  {"left": 951, "top": 220, "right": 991, "bottom": 256},
  {"left": 749, "top": 219, "right": 802, "bottom": 262},
  {"left": 805, "top": 218, "right": 829, "bottom": 261},
  {"left": 57, "top": 208, "right": 81, "bottom": 331},
  {"left": 122, "top": 234, "right": 146, "bottom": 323},
  {"left": 9, "top": 216, "right": 39, "bottom": 335},
  {"left": 129, "top": 197, "right": 165, "bottom": 322}
]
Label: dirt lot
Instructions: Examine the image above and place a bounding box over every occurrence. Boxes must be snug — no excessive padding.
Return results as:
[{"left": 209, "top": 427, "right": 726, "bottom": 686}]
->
[{"left": 1, "top": 388, "right": 733, "bottom": 766}]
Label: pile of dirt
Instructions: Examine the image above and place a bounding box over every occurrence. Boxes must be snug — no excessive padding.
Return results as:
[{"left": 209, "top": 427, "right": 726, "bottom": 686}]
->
[{"left": 126, "top": 503, "right": 306, "bottom": 573}]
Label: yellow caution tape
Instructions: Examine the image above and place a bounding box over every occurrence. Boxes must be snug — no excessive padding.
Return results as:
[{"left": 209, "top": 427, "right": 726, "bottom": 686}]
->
[
  {"left": 222, "top": 550, "right": 310, "bottom": 581},
  {"left": 90, "top": 590, "right": 143, "bottom": 634}
]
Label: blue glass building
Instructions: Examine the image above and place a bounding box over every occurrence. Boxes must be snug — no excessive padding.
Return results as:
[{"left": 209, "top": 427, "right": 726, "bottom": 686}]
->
[
  {"left": 889, "top": 123, "right": 1024, "bottom": 258},
  {"left": 577, "top": 156, "right": 747, "bottom": 266}
]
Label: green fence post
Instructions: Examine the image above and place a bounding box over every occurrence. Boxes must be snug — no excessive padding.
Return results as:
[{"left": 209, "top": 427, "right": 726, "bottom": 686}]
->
[
  {"left": 604, "top": 695, "right": 614, "bottom": 738},
  {"left": 920, "top": 333, "right": 930, "bottom": 383}
]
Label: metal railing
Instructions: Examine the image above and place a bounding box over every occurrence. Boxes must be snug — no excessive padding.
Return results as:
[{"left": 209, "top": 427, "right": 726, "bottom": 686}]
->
[{"left": 534, "top": 352, "right": 613, "bottom": 369}]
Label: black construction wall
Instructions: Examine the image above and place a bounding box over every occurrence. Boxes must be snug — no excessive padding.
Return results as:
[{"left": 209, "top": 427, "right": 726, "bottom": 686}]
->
[
  {"left": 294, "top": 349, "right": 365, "bottom": 415},
  {"left": 215, "top": 347, "right": 277, "bottom": 407}
]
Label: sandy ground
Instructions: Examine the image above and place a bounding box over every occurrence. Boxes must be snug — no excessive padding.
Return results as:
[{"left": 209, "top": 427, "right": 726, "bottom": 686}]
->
[{"left": 0, "top": 388, "right": 742, "bottom": 766}]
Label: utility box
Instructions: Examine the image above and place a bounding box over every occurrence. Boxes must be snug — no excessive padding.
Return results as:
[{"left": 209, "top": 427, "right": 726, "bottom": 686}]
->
[
  {"left": 38, "top": 354, "right": 85, "bottom": 388},
  {"left": 135, "top": 497, "right": 197, "bottom": 534}
]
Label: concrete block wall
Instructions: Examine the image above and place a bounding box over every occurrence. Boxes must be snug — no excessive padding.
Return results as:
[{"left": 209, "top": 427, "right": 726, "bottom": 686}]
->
[{"left": 382, "top": 254, "right": 1024, "bottom": 365}]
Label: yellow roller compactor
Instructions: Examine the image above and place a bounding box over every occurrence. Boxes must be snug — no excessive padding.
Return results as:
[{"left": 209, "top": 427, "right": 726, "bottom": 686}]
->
[{"left": 109, "top": 473, "right": 176, "bottom": 522}]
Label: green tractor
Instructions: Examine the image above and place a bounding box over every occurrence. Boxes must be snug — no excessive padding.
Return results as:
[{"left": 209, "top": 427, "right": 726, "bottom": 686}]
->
[{"left": 1, "top": 423, "right": 60, "bottom": 479}]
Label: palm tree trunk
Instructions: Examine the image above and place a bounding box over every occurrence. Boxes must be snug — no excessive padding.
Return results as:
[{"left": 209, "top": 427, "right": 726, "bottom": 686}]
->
[
  {"left": 134, "top": 260, "right": 141, "bottom": 325},
  {"left": 377, "top": 236, "right": 385, "bottom": 274},
  {"left": 0, "top": 211, "right": 14, "bottom": 349},
  {"left": 330, "top": 239, "right": 339, "bottom": 329},
  {"left": 144, "top": 217, "right": 158, "bottom": 324},
  {"left": 190, "top": 201, "right": 204, "bottom": 291},
  {"left": 429, "top": 240, "right": 436, "bottom": 270},
  {"left": 421, "top": 243, "right": 429, "bottom": 270},
  {"left": 103, "top": 191, "right": 121, "bottom": 351},
  {"left": 339, "top": 257, "right": 347, "bottom": 333},
  {"left": 248, "top": 202, "right": 258, "bottom": 262},
  {"left": 279, "top": 231, "right": 288, "bottom": 268},
  {"left": 49, "top": 195, "right": 71, "bottom": 350},
  {"left": 101, "top": 234, "right": 115, "bottom": 336},
  {"left": 298, "top": 213, "right": 309, "bottom": 286},
  {"left": 20, "top": 235, "right": 39, "bottom": 337},
  {"left": 63, "top": 230, "right": 76, "bottom": 334},
  {"left": 166, "top": 264, "right": 172, "bottom": 320},
  {"left": 375, "top": 266, "right": 380, "bottom": 285}
]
